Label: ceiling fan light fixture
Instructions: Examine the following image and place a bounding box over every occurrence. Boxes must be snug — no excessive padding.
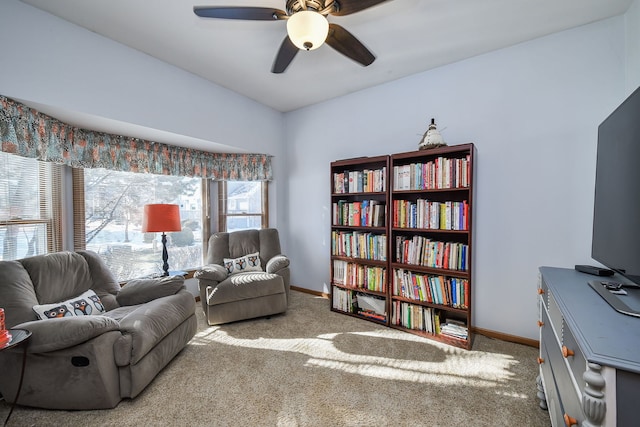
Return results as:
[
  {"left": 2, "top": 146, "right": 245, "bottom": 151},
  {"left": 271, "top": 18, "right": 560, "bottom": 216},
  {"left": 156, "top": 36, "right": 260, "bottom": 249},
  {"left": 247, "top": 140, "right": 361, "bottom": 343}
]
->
[{"left": 286, "top": 10, "right": 329, "bottom": 51}]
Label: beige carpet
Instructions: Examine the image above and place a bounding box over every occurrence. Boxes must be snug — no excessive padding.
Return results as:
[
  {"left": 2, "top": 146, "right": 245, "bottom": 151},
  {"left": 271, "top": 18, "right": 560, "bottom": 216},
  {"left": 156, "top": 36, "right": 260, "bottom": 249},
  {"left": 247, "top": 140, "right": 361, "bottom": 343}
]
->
[{"left": 1, "top": 291, "right": 550, "bottom": 426}]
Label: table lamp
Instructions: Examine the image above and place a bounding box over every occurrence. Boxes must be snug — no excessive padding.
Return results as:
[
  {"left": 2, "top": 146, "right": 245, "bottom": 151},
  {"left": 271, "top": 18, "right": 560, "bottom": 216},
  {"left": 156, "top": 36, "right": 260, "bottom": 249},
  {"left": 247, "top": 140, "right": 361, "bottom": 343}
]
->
[{"left": 142, "top": 204, "right": 182, "bottom": 277}]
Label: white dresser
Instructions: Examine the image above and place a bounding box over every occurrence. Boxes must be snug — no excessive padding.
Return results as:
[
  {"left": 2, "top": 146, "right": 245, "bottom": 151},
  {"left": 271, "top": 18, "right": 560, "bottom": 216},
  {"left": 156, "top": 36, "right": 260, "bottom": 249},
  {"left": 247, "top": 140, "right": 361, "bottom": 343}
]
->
[{"left": 537, "top": 267, "right": 640, "bottom": 426}]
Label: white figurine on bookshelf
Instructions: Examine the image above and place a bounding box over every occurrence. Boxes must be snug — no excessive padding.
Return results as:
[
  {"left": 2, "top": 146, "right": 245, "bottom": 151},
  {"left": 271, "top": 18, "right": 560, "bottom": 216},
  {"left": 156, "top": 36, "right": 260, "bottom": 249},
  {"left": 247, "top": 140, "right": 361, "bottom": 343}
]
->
[{"left": 418, "top": 118, "right": 447, "bottom": 150}]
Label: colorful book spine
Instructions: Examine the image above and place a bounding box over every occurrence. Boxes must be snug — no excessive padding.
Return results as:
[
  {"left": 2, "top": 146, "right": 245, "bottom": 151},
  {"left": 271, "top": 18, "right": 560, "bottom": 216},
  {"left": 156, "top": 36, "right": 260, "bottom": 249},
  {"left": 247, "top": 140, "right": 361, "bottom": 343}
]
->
[{"left": 392, "top": 269, "right": 468, "bottom": 308}]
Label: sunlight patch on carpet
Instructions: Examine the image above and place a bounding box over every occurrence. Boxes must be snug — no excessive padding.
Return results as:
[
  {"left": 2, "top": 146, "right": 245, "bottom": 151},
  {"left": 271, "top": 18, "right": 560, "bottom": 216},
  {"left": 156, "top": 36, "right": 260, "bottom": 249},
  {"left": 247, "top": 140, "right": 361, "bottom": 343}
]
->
[{"left": 193, "top": 328, "right": 519, "bottom": 387}]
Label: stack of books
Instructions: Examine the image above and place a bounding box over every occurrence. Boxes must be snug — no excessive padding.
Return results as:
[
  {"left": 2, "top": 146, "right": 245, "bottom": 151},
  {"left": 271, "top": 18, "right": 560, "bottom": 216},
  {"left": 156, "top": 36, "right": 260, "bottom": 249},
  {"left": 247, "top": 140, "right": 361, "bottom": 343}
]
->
[{"left": 440, "top": 320, "right": 468, "bottom": 340}]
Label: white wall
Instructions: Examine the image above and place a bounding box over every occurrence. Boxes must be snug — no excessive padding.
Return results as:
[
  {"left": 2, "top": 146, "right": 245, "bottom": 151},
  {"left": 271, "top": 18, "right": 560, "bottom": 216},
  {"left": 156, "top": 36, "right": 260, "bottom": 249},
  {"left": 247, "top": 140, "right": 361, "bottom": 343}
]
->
[
  {"left": 626, "top": 0, "right": 640, "bottom": 93},
  {"left": 0, "top": 0, "right": 287, "bottom": 230},
  {"left": 283, "top": 16, "right": 627, "bottom": 340}
]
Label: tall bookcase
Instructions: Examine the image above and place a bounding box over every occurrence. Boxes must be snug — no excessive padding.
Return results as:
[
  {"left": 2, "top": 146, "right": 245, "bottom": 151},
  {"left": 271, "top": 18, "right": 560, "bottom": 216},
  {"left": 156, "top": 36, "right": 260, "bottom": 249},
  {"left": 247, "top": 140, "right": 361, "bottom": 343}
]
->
[
  {"left": 330, "top": 155, "right": 390, "bottom": 325},
  {"left": 330, "top": 144, "right": 475, "bottom": 350},
  {"left": 389, "top": 144, "right": 475, "bottom": 349}
]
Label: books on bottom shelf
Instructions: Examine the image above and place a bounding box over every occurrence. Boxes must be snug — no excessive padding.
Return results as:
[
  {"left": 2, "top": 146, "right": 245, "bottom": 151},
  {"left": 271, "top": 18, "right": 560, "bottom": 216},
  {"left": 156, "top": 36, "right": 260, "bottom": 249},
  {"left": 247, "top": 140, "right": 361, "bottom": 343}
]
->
[
  {"left": 391, "top": 300, "right": 468, "bottom": 339},
  {"left": 440, "top": 319, "right": 468, "bottom": 340}
]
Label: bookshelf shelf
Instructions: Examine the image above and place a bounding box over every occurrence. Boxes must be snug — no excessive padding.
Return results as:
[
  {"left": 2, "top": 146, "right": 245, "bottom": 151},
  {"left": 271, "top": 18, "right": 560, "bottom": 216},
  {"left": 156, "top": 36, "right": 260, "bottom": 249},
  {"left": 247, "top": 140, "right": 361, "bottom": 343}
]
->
[
  {"left": 389, "top": 324, "right": 469, "bottom": 347},
  {"left": 389, "top": 263, "right": 470, "bottom": 278},
  {"left": 330, "top": 145, "right": 475, "bottom": 349},
  {"left": 333, "top": 256, "right": 387, "bottom": 267},
  {"left": 331, "top": 283, "right": 388, "bottom": 298}
]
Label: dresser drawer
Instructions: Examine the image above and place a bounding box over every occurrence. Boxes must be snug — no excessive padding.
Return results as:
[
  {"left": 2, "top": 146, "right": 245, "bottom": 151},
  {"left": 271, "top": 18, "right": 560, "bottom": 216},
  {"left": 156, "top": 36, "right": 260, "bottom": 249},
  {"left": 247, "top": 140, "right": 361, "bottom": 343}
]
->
[
  {"left": 539, "top": 338, "right": 563, "bottom": 426},
  {"left": 540, "top": 307, "right": 585, "bottom": 425},
  {"left": 561, "top": 320, "right": 587, "bottom": 395}
]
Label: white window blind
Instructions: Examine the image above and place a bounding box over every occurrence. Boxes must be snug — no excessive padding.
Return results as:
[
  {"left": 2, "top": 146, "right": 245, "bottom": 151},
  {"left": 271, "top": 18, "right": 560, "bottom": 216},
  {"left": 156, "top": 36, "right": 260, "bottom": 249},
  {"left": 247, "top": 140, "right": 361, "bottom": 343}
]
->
[{"left": 0, "top": 152, "right": 62, "bottom": 260}]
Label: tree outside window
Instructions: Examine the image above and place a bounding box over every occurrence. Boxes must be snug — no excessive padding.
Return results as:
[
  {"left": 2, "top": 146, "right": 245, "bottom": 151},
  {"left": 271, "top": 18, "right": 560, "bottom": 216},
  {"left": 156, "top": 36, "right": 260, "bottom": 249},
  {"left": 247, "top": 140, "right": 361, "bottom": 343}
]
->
[{"left": 76, "top": 169, "right": 204, "bottom": 280}]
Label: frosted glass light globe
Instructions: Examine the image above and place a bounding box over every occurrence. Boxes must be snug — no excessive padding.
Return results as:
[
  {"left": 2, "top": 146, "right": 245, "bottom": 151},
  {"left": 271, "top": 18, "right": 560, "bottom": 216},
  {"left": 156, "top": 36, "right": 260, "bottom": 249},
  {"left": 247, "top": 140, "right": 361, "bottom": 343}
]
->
[{"left": 287, "top": 11, "right": 329, "bottom": 51}]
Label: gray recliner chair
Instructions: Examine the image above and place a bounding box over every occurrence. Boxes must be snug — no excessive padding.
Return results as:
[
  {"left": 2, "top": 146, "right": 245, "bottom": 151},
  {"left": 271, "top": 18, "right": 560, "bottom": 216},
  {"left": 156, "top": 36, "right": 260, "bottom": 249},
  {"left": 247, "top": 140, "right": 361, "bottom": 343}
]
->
[
  {"left": 194, "top": 228, "right": 290, "bottom": 325},
  {"left": 0, "top": 250, "right": 197, "bottom": 410}
]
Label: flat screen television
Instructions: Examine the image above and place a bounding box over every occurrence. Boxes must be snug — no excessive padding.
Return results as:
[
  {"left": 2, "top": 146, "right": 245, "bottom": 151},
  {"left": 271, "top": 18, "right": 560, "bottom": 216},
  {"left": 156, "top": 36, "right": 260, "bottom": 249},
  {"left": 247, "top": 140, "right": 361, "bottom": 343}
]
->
[{"left": 592, "top": 85, "right": 640, "bottom": 286}]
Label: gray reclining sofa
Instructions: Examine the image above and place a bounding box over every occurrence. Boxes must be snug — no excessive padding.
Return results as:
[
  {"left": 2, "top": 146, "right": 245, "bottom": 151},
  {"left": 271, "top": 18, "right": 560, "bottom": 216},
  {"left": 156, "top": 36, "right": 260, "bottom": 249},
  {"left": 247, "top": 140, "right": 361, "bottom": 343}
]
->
[{"left": 0, "top": 250, "right": 197, "bottom": 409}]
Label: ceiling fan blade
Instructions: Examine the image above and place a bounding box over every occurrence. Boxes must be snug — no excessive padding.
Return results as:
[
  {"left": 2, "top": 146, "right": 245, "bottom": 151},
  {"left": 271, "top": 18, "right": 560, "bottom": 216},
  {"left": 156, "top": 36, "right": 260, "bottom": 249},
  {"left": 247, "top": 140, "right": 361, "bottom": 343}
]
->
[
  {"left": 194, "top": 6, "right": 287, "bottom": 20},
  {"left": 325, "top": 24, "right": 375, "bottom": 67},
  {"left": 330, "top": 0, "right": 390, "bottom": 16},
  {"left": 272, "top": 36, "right": 299, "bottom": 74}
]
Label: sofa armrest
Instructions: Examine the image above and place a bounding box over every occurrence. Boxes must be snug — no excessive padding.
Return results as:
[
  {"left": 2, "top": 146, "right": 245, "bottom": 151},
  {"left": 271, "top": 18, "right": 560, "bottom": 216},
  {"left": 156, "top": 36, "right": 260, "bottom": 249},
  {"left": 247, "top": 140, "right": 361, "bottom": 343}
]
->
[
  {"left": 194, "top": 264, "right": 228, "bottom": 282},
  {"left": 116, "top": 275, "right": 185, "bottom": 306},
  {"left": 14, "top": 316, "right": 120, "bottom": 353},
  {"left": 266, "top": 255, "right": 290, "bottom": 274}
]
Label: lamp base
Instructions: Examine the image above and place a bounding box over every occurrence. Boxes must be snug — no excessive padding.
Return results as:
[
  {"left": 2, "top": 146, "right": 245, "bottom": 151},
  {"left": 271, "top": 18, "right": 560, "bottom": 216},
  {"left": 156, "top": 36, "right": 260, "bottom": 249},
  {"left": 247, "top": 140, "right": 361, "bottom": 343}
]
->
[{"left": 161, "top": 232, "right": 170, "bottom": 277}]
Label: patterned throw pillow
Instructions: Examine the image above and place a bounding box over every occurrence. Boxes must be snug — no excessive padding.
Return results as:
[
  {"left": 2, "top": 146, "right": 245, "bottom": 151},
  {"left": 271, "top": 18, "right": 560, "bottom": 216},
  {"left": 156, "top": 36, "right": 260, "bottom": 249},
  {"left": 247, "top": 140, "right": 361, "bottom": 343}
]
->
[
  {"left": 223, "top": 252, "right": 262, "bottom": 275},
  {"left": 33, "top": 289, "right": 106, "bottom": 320}
]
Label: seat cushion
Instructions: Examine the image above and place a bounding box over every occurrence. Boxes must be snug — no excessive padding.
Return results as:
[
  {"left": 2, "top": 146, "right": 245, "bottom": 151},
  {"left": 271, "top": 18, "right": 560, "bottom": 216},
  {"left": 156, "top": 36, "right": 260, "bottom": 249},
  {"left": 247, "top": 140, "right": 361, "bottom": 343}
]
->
[
  {"left": 104, "top": 289, "right": 195, "bottom": 364},
  {"left": 207, "top": 272, "right": 284, "bottom": 306}
]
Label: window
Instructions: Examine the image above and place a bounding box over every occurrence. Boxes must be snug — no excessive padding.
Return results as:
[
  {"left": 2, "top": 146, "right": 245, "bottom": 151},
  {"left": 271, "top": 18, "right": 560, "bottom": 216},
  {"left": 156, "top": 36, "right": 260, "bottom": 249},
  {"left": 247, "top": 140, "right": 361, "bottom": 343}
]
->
[
  {"left": 0, "top": 152, "right": 62, "bottom": 260},
  {"left": 74, "top": 168, "right": 205, "bottom": 281},
  {"left": 218, "top": 181, "right": 268, "bottom": 232}
]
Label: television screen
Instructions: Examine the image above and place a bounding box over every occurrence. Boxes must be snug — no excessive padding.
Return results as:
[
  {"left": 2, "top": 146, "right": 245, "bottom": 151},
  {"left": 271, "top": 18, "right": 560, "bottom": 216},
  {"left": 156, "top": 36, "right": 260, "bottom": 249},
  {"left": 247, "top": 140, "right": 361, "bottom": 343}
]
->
[{"left": 592, "top": 86, "right": 640, "bottom": 285}]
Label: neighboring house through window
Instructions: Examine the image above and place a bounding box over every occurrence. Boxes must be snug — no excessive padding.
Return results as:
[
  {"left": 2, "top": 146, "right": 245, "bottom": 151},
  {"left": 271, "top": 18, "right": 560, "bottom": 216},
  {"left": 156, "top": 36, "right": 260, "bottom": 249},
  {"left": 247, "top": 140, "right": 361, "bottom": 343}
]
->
[{"left": 218, "top": 181, "right": 268, "bottom": 232}]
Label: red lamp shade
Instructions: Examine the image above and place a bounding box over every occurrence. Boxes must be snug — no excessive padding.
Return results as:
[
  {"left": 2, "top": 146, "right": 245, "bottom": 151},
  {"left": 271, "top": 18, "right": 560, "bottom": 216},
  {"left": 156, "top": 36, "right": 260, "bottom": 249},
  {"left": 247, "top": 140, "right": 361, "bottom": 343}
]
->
[{"left": 142, "top": 204, "right": 182, "bottom": 233}]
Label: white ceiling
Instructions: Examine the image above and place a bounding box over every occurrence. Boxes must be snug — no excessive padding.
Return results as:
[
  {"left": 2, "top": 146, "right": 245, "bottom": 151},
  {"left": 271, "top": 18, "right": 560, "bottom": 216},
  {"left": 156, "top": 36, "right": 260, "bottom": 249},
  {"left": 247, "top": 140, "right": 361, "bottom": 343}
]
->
[{"left": 20, "top": 0, "right": 633, "bottom": 114}]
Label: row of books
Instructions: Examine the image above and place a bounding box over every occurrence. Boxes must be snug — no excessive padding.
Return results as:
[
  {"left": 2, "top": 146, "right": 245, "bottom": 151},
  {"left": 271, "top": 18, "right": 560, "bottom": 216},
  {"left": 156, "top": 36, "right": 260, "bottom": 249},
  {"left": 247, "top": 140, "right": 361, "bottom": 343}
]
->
[
  {"left": 392, "top": 199, "right": 468, "bottom": 230},
  {"left": 332, "top": 200, "right": 386, "bottom": 227},
  {"left": 332, "top": 260, "right": 387, "bottom": 292},
  {"left": 392, "top": 269, "right": 469, "bottom": 308},
  {"left": 332, "top": 287, "right": 355, "bottom": 313},
  {"left": 332, "top": 288, "right": 387, "bottom": 322},
  {"left": 395, "top": 235, "right": 469, "bottom": 272},
  {"left": 393, "top": 155, "right": 471, "bottom": 190},
  {"left": 391, "top": 301, "right": 441, "bottom": 334},
  {"left": 333, "top": 167, "right": 386, "bottom": 194},
  {"left": 331, "top": 230, "right": 387, "bottom": 261}
]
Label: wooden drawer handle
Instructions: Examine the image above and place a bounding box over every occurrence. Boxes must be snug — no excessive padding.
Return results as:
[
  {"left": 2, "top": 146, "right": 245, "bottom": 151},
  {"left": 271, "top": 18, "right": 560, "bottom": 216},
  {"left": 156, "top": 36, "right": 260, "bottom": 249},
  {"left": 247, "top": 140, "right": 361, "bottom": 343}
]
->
[
  {"left": 564, "top": 413, "right": 577, "bottom": 426},
  {"left": 537, "top": 288, "right": 545, "bottom": 295},
  {"left": 562, "top": 346, "right": 575, "bottom": 358},
  {"left": 537, "top": 320, "right": 544, "bottom": 327},
  {"left": 537, "top": 357, "right": 544, "bottom": 365}
]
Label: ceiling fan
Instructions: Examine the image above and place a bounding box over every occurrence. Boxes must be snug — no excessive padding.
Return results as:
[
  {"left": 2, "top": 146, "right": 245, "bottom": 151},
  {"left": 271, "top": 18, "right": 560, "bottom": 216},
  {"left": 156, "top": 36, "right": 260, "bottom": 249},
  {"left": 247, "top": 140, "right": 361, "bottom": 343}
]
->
[{"left": 194, "top": 0, "right": 392, "bottom": 73}]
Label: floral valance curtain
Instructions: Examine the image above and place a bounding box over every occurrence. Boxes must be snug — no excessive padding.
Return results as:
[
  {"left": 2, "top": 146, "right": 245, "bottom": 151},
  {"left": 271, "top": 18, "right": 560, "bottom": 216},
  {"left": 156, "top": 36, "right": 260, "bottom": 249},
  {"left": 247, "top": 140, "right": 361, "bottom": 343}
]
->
[{"left": 0, "top": 95, "right": 272, "bottom": 181}]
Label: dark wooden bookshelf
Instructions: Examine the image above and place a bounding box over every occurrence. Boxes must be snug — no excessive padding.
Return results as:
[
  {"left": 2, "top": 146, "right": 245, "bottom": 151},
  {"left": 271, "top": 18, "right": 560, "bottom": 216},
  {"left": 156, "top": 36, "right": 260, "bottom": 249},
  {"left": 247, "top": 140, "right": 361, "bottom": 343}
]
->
[
  {"left": 330, "top": 155, "right": 390, "bottom": 324},
  {"left": 390, "top": 144, "right": 475, "bottom": 349},
  {"left": 330, "top": 145, "right": 475, "bottom": 350}
]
